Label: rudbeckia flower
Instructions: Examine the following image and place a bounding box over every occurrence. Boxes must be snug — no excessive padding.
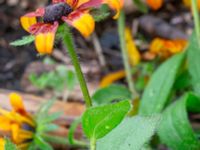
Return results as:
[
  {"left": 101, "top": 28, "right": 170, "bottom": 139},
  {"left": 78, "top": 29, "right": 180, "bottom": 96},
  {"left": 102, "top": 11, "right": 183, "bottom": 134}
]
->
[
  {"left": 20, "top": 0, "right": 124, "bottom": 54},
  {"left": 149, "top": 38, "right": 187, "bottom": 58},
  {"left": 146, "top": 0, "right": 163, "bottom": 10},
  {"left": 0, "top": 93, "right": 35, "bottom": 149}
]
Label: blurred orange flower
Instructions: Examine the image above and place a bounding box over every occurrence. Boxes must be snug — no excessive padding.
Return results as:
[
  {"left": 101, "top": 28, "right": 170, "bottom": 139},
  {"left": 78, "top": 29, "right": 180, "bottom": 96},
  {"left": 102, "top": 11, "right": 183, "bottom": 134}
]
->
[
  {"left": 183, "top": 0, "right": 200, "bottom": 9},
  {"left": 20, "top": 0, "right": 124, "bottom": 54},
  {"left": 146, "top": 0, "right": 163, "bottom": 10},
  {"left": 0, "top": 93, "right": 35, "bottom": 150},
  {"left": 100, "top": 70, "right": 126, "bottom": 87},
  {"left": 149, "top": 38, "right": 188, "bottom": 58}
]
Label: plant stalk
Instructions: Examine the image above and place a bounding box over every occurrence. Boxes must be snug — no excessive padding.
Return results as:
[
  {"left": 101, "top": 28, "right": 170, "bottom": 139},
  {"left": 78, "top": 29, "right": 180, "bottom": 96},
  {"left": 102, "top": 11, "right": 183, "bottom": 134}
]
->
[
  {"left": 117, "top": 11, "right": 139, "bottom": 99},
  {"left": 191, "top": 0, "right": 200, "bottom": 44},
  {"left": 90, "top": 138, "right": 96, "bottom": 150},
  {"left": 63, "top": 27, "right": 92, "bottom": 108}
]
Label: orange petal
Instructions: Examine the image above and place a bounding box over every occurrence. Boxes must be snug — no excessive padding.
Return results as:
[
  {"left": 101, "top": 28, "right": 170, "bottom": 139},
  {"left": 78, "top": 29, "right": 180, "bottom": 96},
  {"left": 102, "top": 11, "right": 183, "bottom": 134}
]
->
[
  {"left": 35, "top": 32, "right": 55, "bottom": 54},
  {"left": 146, "top": 0, "right": 163, "bottom": 10},
  {"left": 53, "top": 0, "right": 78, "bottom": 7},
  {"left": 149, "top": 38, "right": 187, "bottom": 58},
  {"left": 197, "top": 0, "right": 200, "bottom": 9},
  {"left": 103, "top": 0, "right": 124, "bottom": 19},
  {"left": 11, "top": 123, "right": 20, "bottom": 143},
  {"left": 0, "top": 107, "right": 35, "bottom": 128},
  {"left": 125, "top": 28, "right": 141, "bottom": 66},
  {"left": 149, "top": 38, "right": 165, "bottom": 54},
  {"left": 0, "top": 108, "right": 14, "bottom": 121},
  {"left": 8, "top": 110, "right": 35, "bottom": 127},
  {"left": 76, "top": 0, "right": 90, "bottom": 8},
  {"left": 0, "top": 116, "right": 12, "bottom": 131},
  {"left": 65, "top": 0, "right": 79, "bottom": 8},
  {"left": 78, "top": 0, "right": 103, "bottom": 9},
  {"left": 100, "top": 70, "right": 126, "bottom": 87},
  {"left": 9, "top": 93, "right": 26, "bottom": 115},
  {"left": 183, "top": 0, "right": 190, "bottom": 7},
  {"left": 64, "top": 11, "right": 95, "bottom": 37},
  {"left": 18, "top": 129, "right": 33, "bottom": 140},
  {"left": 163, "top": 39, "right": 187, "bottom": 54},
  {"left": 20, "top": 16, "right": 37, "bottom": 32},
  {"left": 17, "top": 143, "right": 30, "bottom": 150}
]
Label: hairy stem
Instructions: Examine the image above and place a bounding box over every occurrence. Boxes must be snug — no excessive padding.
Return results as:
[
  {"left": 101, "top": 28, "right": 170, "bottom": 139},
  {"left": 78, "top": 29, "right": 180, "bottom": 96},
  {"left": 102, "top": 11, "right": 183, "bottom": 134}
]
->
[{"left": 63, "top": 27, "right": 92, "bottom": 108}]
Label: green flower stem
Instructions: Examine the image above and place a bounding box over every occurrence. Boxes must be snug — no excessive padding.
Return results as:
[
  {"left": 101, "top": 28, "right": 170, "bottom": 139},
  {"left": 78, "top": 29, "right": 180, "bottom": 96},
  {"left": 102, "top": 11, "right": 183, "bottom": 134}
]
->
[
  {"left": 63, "top": 27, "right": 92, "bottom": 108},
  {"left": 90, "top": 138, "right": 96, "bottom": 150},
  {"left": 192, "top": 0, "right": 200, "bottom": 44},
  {"left": 117, "top": 11, "right": 139, "bottom": 99},
  {"left": 42, "top": 134, "right": 88, "bottom": 148}
]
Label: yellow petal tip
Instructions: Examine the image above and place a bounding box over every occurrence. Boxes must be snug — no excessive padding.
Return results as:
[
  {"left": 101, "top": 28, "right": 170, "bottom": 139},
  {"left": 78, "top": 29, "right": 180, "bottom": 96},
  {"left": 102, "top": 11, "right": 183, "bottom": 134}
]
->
[
  {"left": 35, "top": 33, "right": 55, "bottom": 54},
  {"left": 20, "top": 16, "right": 37, "bottom": 32}
]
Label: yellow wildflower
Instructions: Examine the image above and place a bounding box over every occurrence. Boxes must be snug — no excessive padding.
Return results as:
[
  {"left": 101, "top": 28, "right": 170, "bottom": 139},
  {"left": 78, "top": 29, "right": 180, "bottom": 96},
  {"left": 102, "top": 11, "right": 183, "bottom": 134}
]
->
[
  {"left": 0, "top": 93, "right": 35, "bottom": 150},
  {"left": 149, "top": 38, "right": 187, "bottom": 58},
  {"left": 125, "top": 28, "right": 141, "bottom": 66}
]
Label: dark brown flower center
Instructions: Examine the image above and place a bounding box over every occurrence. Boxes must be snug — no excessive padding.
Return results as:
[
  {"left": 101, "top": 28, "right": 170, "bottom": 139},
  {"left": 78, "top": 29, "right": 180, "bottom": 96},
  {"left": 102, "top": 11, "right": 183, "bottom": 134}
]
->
[{"left": 43, "top": 2, "right": 73, "bottom": 23}]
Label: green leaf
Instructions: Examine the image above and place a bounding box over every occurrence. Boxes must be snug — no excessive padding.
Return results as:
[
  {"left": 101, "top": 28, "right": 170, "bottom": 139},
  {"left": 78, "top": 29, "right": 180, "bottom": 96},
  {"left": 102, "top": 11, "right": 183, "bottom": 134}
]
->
[
  {"left": 56, "top": 65, "right": 69, "bottom": 76},
  {"left": 35, "top": 98, "right": 57, "bottom": 125},
  {"left": 133, "top": 0, "right": 148, "bottom": 13},
  {"left": 28, "top": 143, "right": 37, "bottom": 150},
  {"left": 41, "top": 111, "right": 62, "bottom": 123},
  {"left": 139, "top": 52, "right": 185, "bottom": 115},
  {"left": 56, "top": 66, "right": 77, "bottom": 90},
  {"left": 187, "top": 94, "right": 200, "bottom": 112},
  {"left": 187, "top": 33, "right": 200, "bottom": 96},
  {"left": 158, "top": 93, "right": 200, "bottom": 150},
  {"left": 37, "top": 98, "right": 56, "bottom": 114},
  {"left": 43, "top": 57, "right": 56, "bottom": 65},
  {"left": 65, "top": 70, "right": 77, "bottom": 90},
  {"left": 10, "top": 35, "right": 35, "bottom": 46},
  {"left": 97, "top": 116, "right": 160, "bottom": 150},
  {"left": 34, "top": 136, "right": 53, "bottom": 150},
  {"left": 29, "top": 66, "right": 77, "bottom": 94},
  {"left": 82, "top": 100, "right": 131, "bottom": 139},
  {"left": 92, "top": 84, "right": 132, "bottom": 105},
  {"left": 5, "top": 138, "right": 17, "bottom": 150},
  {"left": 92, "top": 5, "right": 110, "bottom": 22},
  {"left": 29, "top": 73, "right": 47, "bottom": 89},
  {"left": 174, "top": 70, "right": 192, "bottom": 90},
  {"left": 37, "top": 123, "right": 59, "bottom": 132}
]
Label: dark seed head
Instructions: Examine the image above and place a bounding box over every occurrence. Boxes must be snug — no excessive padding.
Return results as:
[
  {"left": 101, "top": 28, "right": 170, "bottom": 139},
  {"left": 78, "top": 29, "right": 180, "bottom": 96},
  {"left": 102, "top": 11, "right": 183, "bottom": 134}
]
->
[{"left": 43, "top": 2, "right": 73, "bottom": 23}]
